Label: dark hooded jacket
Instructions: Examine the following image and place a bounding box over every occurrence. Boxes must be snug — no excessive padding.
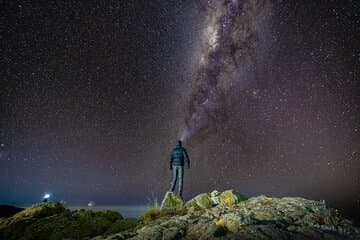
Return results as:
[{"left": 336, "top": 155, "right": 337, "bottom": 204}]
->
[{"left": 170, "top": 141, "right": 190, "bottom": 167}]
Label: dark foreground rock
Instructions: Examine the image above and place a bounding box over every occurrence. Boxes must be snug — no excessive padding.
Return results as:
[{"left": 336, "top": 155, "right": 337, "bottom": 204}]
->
[
  {"left": 0, "top": 205, "right": 24, "bottom": 218},
  {"left": 93, "top": 190, "right": 360, "bottom": 240},
  {"left": 0, "top": 202, "right": 137, "bottom": 240}
]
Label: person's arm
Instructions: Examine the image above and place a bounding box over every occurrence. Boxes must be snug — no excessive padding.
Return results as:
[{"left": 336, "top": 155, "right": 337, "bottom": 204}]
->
[
  {"left": 184, "top": 149, "right": 190, "bottom": 168},
  {"left": 170, "top": 151, "right": 173, "bottom": 170}
]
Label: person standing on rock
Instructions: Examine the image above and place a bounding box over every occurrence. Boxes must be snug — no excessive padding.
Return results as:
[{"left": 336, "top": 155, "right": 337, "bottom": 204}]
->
[{"left": 169, "top": 140, "right": 190, "bottom": 198}]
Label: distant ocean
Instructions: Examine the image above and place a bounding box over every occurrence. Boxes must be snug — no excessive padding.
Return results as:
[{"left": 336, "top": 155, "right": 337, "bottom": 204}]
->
[{"left": 69, "top": 205, "right": 148, "bottom": 218}]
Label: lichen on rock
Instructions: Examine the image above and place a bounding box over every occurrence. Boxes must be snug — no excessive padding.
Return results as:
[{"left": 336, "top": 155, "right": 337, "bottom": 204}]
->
[
  {"left": 218, "top": 189, "right": 248, "bottom": 206},
  {"left": 185, "top": 193, "right": 213, "bottom": 210},
  {"left": 160, "top": 191, "right": 184, "bottom": 210},
  {"left": 128, "top": 190, "right": 360, "bottom": 240}
]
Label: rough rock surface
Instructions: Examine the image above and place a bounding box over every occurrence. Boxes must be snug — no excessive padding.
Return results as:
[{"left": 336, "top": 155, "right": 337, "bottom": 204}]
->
[
  {"left": 93, "top": 190, "right": 360, "bottom": 240},
  {"left": 218, "top": 189, "right": 247, "bottom": 206}
]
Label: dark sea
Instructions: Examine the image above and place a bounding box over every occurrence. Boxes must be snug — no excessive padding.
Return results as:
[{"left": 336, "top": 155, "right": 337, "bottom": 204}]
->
[{"left": 69, "top": 205, "right": 148, "bottom": 218}]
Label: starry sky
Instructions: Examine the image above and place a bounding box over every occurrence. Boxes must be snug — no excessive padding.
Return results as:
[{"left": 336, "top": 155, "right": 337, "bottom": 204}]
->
[{"left": 1, "top": 0, "right": 359, "bottom": 221}]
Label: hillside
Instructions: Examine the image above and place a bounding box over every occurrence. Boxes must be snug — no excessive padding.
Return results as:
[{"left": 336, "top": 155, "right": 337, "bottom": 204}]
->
[{"left": 1, "top": 190, "right": 359, "bottom": 240}]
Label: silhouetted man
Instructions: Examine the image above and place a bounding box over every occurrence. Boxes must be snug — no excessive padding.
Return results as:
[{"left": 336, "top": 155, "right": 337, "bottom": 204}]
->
[{"left": 169, "top": 140, "right": 190, "bottom": 198}]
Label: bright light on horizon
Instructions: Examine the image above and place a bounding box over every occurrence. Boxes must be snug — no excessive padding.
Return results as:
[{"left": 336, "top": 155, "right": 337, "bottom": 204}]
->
[{"left": 43, "top": 193, "right": 51, "bottom": 199}]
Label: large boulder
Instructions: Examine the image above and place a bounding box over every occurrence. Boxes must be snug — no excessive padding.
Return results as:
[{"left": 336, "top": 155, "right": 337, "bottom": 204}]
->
[
  {"left": 160, "top": 191, "right": 184, "bottom": 210},
  {"left": 185, "top": 190, "right": 248, "bottom": 210},
  {"left": 218, "top": 189, "right": 247, "bottom": 206},
  {"left": 185, "top": 193, "right": 213, "bottom": 210},
  {"left": 240, "top": 195, "right": 328, "bottom": 225}
]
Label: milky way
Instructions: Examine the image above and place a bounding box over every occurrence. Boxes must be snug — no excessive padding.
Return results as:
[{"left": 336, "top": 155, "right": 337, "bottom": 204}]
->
[{"left": 180, "top": 0, "right": 272, "bottom": 142}]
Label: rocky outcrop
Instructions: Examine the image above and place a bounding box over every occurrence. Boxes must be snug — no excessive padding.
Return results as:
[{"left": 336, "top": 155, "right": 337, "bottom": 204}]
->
[
  {"left": 185, "top": 193, "right": 213, "bottom": 210},
  {"left": 2, "top": 192, "right": 360, "bottom": 240},
  {"left": 184, "top": 189, "right": 246, "bottom": 210},
  {"left": 94, "top": 190, "right": 360, "bottom": 240},
  {"left": 218, "top": 189, "right": 247, "bottom": 206}
]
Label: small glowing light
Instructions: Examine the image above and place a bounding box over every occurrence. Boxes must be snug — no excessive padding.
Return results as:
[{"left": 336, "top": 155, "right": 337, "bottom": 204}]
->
[{"left": 43, "top": 193, "right": 51, "bottom": 199}]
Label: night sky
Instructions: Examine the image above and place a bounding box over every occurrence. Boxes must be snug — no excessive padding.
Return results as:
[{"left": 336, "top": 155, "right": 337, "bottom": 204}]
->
[{"left": 1, "top": 0, "right": 359, "bottom": 220}]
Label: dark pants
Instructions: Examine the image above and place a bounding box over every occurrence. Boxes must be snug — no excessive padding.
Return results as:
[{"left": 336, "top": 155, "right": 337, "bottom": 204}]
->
[{"left": 170, "top": 165, "right": 184, "bottom": 197}]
